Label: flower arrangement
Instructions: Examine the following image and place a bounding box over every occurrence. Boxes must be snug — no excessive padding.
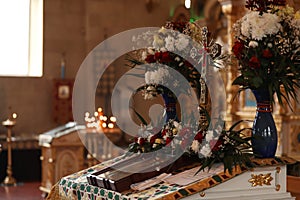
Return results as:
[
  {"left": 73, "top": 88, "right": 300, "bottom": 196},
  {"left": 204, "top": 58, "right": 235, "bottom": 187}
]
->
[
  {"left": 128, "top": 21, "right": 225, "bottom": 100},
  {"left": 232, "top": 0, "right": 300, "bottom": 106},
  {"left": 127, "top": 21, "right": 253, "bottom": 173},
  {"left": 128, "top": 113, "right": 253, "bottom": 174}
]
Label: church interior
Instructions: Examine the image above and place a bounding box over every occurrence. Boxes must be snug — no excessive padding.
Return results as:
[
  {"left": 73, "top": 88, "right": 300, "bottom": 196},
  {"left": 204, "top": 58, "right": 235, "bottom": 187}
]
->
[{"left": 1, "top": 0, "right": 300, "bottom": 199}]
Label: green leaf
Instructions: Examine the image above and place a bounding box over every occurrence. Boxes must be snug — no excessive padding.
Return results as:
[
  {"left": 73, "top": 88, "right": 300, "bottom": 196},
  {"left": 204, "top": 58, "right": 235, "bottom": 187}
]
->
[
  {"left": 251, "top": 76, "right": 263, "bottom": 88},
  {"left": 232, "top": 76, "right": 246, "bottom": 86},
  {"left": 131, "top": 108, "right": 147, "bottom": 125}
]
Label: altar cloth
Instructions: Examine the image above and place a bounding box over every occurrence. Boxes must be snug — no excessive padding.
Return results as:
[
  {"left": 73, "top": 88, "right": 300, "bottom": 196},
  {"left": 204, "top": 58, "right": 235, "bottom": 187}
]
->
[{"left": 46, "top": 156, "right": 295, "bottom": 200}]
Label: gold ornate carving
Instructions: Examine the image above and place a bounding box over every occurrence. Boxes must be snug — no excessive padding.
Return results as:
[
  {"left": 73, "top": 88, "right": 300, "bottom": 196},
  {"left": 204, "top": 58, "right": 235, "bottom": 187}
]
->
[
  {"left": 276, "top": 167, "right": 281, "bottom": 174},
  {"left": 276, "top": 184, "right": 281, "bottom": 191},
  {"left": 248, "top": 173, "right": 273, "bottom": 187}
]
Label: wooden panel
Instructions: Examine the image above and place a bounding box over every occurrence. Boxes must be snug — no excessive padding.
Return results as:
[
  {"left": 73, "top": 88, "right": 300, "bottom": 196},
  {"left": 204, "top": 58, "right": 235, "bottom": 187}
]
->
[
  {"left": 40, "top": 130, "right": 85, "bottom": 193},
  {"left": 52, "top": 79, "right": 74, "bottom": 124}
]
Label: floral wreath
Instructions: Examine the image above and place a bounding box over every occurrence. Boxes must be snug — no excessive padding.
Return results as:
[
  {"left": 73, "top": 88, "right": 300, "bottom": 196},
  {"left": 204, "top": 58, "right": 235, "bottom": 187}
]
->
[{"left": 126, "top": 21, "right": 253, "bottom": 173}]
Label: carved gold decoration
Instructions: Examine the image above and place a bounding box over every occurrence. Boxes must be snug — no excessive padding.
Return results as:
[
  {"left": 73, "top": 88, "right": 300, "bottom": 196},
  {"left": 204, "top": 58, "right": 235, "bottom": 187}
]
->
[
  {"left": 276, "top": 184, "right": 281, "bottom": 191},
  {"left": 276, "top": 167, "right": 281, "bottom": 174},
  {"left": 248, "top": 173, "right": 273, "bottom": 187}
]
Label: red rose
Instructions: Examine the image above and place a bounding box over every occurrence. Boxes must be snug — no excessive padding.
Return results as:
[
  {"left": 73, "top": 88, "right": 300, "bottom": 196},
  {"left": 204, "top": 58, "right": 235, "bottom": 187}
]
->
[
  {"left": 165, "top": 137, "right": 172, "bottom": 145},
  {"left": 194, "top": 131, "right": 204, "bottom": 143},
  {"left": 249, "top": 56, "right": 261, "bottom": 69},
  {"left": 262, "top": 49, "right": 273, "bottom": 58},
  {"left": 149, "top": 134, "right": 158, "bottom": 144},
  {"left": 154, "top": 52, "right": 162, "bottom": 61},
  {"left": 145, "top": 54, "right": 155, "bottom": 63},
  {"left": 210, "top": 139, "right": 223, "bottom": 152},
  {"left": 161, "top": 129, "right": 167, "bottom": 136},
  {"left": 161, "top": 52, "right": 172, "bottom": 63},
  {"left": 232, "top": 41, "right": 244, "bottom": 59},
  {"left": 137, "top": 137, "right": 145, "bottom": 145}
]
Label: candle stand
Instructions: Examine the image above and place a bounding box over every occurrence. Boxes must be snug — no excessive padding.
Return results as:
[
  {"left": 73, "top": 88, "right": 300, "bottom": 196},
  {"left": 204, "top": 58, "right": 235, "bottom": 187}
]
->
[{"left": 2, "top": 118, "right": 17, "bottom": 186}]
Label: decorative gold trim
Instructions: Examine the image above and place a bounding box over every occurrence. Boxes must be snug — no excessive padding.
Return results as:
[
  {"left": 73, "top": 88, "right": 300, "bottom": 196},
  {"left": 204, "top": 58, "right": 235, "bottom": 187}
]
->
[
  {"left": 248, "top": 173, "right": 273, "bottom": 187},
  {"left": 276, "top": 167, "right": 281, "bottom": 174},
  {"left": 199, "top": 192, "right": 205, "bottom": 197},
  {"left": 276, "top": 184, "right": 281, "bottom": 191}
]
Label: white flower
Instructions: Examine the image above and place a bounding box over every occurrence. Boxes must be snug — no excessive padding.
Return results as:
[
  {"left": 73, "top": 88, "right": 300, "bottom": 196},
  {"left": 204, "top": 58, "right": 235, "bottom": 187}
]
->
[
  {"left": 142, "top": 51, "right": 147, "bottom": 60},
  {"left": 215, "top": 125, "right": 223, "bottom": 134},
  {"left": 241, "top": 11, "right": 282, "bottom": 40},
  {"left": 249, "top": 41, "right": 258, "bottom": 48},
  {"left": 175, "top": 34, "right": 189, "bottom": 51},
  {"left": 191, "top": 140, "right": 200, "bottom": 153},
  {"left": 153, "top": 35, "right": 164, "bottom": 49},
  {"left": 145, "top": 71, "right": 152, "bottom": 84},
  {"left": 267, "top": 43, "right": 273, "bottom": 48},
  {"left": 173, "top": 121, "right": 180, "bottom": 128},
  {"left": 205, "top": 130, "right": 214, "bottom": 141},
  {"left": 165, "top": 36, "right": 175, "bottom": 51},
  {"left": 199, "top": 144, "right": 212, "bottom": 157}
]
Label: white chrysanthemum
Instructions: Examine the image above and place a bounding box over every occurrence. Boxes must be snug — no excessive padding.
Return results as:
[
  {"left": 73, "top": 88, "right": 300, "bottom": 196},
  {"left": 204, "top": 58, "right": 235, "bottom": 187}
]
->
[
  {"left": 150, "top": 70, "right": 161, "bottom": 83},
  {"left": 205, "top": 130, "right": 214, "bottom": 141},
  {"left": 267, "top": 43, "right": 273, "bottom": 48},
  {"left": 241, "top": 11, "right": 281, "bottom": 40},
  {"left": 146, "top": 67, "right": 170, "bottom": 84},
  {"left": 175, "top": 34, "right": 189, "bottom": 51},
  {"left": 165, "top": 36, "right": 175, "bottom": 51},
  {"left": 191, "top": 140, "right": 200, "bottom": 153},
  {"left": 199, "top": 144, "right": 212, "bottom": 157},
  {"left": 153, "top": 35, "right": 164, "bottom": 49},
  {"left": 145, "top": 71, "right": 152, "bottom": 84},
  {"left": 249, "top": 41, "right": 258, "bottom": 48},
  {"left": 142, "top": 51, "right": 147, "bottom": 60}
]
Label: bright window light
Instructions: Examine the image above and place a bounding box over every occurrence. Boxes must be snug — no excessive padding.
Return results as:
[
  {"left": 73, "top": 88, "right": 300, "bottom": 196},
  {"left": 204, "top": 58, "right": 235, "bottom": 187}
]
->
[{"left": 0, "top": 0, "right": 43, "bottom": 77}]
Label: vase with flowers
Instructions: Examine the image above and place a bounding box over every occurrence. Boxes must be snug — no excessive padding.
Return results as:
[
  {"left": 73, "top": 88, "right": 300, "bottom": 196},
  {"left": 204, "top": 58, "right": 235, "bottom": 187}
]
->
[
  {"left": 231, "top": 0, "right": 300, "bottom": 158},
  {"left": 127, "top": 21, "right": 253, "bottom": 174}
]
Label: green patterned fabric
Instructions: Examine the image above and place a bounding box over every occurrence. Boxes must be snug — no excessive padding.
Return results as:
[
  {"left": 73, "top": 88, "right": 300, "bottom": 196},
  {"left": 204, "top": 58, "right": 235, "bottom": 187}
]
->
[{"left": 56, "top": 156, "right": 295, "bottom": 200}]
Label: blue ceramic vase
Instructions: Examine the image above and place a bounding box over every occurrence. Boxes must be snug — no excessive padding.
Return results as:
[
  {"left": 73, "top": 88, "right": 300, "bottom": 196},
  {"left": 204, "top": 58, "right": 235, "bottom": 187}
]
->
[{"left": 251, "top": 89, "right": 278, "bottom": 158}]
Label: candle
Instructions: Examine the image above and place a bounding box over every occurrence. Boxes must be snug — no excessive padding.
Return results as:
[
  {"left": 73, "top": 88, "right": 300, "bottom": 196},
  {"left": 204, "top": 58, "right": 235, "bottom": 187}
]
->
[{"left": 61, "top": 59, "right": 65, "bottom": 79}]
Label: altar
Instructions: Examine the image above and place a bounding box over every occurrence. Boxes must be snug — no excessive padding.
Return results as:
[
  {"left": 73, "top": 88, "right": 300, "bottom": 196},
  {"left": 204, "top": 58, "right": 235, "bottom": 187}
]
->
[{"left": 46, "top": 156, "right": 296, "bottom": 200}]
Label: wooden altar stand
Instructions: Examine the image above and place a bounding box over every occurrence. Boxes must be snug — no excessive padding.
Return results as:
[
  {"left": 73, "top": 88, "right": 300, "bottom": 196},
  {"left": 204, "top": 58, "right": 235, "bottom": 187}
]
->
[{"left": 46, "top": 156, "right": 296, "bottom": 200}]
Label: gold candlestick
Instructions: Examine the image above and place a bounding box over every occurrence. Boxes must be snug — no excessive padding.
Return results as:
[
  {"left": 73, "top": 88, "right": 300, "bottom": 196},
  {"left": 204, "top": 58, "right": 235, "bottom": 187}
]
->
[{"left": 2, "top": 118, "right": 17, "bottom": 186}]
